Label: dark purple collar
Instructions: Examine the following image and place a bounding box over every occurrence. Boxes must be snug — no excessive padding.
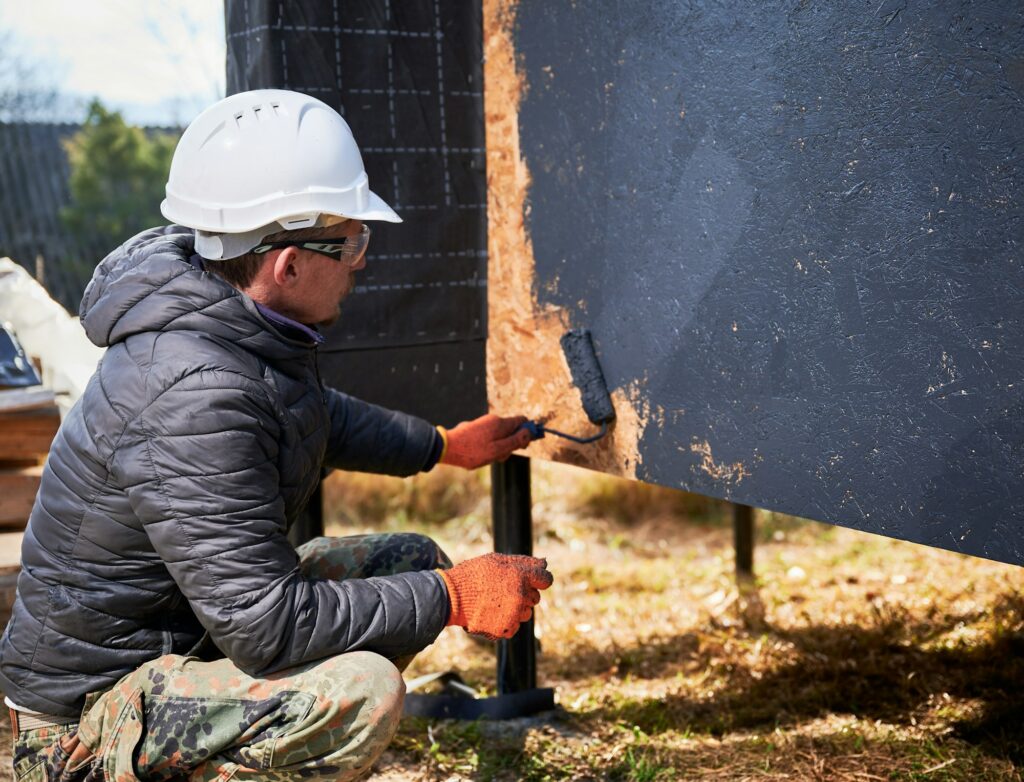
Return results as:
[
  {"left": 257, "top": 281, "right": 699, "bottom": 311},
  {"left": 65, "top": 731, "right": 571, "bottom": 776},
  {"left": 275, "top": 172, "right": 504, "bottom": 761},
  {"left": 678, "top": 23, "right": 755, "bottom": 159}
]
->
[{"left": 253, "top": 302, "right": 325, "bottom": 345}]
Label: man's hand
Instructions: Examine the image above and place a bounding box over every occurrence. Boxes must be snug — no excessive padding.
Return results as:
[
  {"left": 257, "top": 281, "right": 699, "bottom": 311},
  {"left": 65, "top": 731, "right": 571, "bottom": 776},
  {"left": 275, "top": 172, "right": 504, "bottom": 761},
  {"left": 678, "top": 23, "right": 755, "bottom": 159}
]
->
[
  {"left": 439, "top": 414, "right": 532, "bottom": 470},
  {"left": 438, "top": 553, "right": 554, "bottom": 639}
]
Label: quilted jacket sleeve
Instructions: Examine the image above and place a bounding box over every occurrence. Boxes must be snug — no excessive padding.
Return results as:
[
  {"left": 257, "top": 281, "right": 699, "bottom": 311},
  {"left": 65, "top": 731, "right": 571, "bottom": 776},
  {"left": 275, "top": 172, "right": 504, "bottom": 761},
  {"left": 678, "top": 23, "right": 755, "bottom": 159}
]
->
[
  {"left": 112, "top": 368, "right": 448, "bottom": 675},
  {"left": 323, "top": 386, "right": 442, "bottom": 476}
]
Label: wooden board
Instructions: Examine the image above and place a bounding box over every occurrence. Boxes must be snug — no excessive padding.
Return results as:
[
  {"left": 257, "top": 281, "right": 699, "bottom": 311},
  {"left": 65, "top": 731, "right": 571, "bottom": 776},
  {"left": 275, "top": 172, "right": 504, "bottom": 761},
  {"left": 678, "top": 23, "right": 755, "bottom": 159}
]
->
[
  {"left": 0, "top": 466, "right": 42, "bottom": 528},
  {"left": 0, "top": 405, "right": 59, "bottom": 461},
  {"left": 0, "top": 388, "right": 56, "bottom": 414},
  {"left": 0, "top": 532, "right": 23, "bottom": 638}
]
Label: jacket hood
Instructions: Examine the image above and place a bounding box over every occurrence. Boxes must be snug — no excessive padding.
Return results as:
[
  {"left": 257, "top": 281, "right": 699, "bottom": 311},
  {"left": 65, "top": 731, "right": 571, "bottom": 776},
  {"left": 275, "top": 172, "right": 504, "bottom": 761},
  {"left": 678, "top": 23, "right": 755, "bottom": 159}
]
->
[{"left": 80, "top": 225, "right": 312, "bottom": 361}]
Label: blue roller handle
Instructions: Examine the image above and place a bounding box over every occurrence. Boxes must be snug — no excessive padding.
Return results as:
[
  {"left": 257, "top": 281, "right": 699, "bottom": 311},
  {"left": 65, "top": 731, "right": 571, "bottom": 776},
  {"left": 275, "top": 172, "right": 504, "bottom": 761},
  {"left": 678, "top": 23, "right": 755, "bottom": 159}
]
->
[
  {"left": 521, "top": 420, "right": 546, "bottom": 440},
  {"left": 519, "top": 420, "right": 607, "bottom": 444}
]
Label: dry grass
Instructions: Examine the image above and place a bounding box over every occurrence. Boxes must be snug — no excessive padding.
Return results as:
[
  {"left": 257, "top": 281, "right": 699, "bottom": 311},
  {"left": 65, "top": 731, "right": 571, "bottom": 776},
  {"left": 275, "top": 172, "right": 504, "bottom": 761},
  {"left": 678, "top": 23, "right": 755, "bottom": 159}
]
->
[
  {"left": 1, "top": 465, "right": 1014, "bottom": 781},
  {"left": 322, "top": 463, "right": 490, "bottom": 527},
  {"left": 321, "top": 462, "right": 1024, "bottom": 781}
]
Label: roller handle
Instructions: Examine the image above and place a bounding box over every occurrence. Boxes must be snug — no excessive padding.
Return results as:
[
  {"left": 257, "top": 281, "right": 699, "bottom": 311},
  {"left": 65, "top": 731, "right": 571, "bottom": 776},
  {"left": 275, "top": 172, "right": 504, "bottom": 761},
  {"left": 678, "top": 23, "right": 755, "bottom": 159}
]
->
[{"left": 519, "top": 420, "right": 608, "bottom": 444}]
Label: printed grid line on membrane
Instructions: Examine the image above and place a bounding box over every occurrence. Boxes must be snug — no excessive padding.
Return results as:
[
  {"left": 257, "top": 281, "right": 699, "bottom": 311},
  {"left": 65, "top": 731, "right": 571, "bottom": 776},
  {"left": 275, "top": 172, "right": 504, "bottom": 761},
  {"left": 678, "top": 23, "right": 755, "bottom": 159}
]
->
[
  {"left": 231, "top": 0, "right": 483, "bottom": 246},
  {"left": 225, "top": 0, "right": 488, "bottom": 405}
]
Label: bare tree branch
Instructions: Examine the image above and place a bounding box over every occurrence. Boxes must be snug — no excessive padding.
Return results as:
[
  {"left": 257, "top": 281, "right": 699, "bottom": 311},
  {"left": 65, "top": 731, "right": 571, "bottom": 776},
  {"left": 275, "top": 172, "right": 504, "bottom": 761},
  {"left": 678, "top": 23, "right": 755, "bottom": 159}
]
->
[{"left": 0, "top": 29, "right": 62, "bottom": 122}]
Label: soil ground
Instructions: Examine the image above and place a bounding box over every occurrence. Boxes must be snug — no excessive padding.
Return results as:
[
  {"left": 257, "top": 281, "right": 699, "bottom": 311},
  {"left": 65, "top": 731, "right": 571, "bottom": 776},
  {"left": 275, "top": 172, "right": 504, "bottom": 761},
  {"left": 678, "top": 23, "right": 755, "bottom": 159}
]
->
[
  {"left": 1, "top": 462, "right": 1021, "bottom": 781},
  {"left": 357, "top": 463, "right": 1024, "bottom": 781}
]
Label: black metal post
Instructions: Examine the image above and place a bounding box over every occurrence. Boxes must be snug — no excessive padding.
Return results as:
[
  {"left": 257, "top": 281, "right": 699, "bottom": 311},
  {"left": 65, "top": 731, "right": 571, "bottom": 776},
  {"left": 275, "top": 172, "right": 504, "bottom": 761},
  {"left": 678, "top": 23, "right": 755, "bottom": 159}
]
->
[
  {"left": 491, "top": 455, "right": 536, "bottom": 694},
  {"left": 733, "top": 503, "right": 755, "bottom": 578},
  {"left": 404, "top": 454, "right": 555, "bottom": 717}
]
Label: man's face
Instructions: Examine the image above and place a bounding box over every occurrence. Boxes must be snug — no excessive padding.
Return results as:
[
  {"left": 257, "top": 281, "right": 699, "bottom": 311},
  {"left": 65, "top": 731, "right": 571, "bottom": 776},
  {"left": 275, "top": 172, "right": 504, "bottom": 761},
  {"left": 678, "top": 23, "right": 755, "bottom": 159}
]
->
[{"left": 285, "top": 220, "right": 367, "bottom": 327}]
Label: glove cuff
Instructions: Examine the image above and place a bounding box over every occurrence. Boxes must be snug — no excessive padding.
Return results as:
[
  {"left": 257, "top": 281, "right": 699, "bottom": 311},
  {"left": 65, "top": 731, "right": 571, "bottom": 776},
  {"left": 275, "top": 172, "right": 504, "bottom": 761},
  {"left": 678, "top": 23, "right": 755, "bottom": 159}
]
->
[
  {"left": 436, "top": 567, "right": 462, "bottom": 626},
  {"left": 436, "top": 426, "right": 450, "bottom": 464}
]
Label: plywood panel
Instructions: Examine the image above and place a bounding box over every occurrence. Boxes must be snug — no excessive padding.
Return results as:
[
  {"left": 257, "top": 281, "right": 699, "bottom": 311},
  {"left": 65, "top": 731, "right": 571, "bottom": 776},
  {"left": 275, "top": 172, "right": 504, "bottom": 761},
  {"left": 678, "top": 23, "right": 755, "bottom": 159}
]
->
[
  {"left": 485, "top": 0, "right": 1024, "bottom": 565},
  {"left": 485, "top": 0, "right": 650, "bottom": 478}
]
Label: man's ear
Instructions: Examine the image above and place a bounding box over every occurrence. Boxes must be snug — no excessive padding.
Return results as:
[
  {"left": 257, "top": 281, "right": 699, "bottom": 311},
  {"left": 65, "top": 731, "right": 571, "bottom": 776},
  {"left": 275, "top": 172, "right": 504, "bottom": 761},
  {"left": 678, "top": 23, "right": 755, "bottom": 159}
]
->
[{"left": 270, "top": 246, "right": 301, "bottom": 288}]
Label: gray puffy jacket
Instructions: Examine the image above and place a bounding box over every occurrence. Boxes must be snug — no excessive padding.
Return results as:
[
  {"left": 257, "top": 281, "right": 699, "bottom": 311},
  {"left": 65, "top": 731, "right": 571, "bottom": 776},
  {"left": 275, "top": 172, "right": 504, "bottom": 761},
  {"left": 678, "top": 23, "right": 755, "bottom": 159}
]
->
[{"left": 0, "top": 226, "right": 449, "bottom": 716}]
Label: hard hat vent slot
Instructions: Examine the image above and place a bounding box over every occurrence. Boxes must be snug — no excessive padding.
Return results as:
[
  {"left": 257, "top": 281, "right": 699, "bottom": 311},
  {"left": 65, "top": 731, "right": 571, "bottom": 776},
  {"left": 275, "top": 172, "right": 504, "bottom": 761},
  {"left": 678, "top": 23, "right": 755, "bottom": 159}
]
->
[{"left": 161, "top": 90, "right": 402, "bottom": 230}]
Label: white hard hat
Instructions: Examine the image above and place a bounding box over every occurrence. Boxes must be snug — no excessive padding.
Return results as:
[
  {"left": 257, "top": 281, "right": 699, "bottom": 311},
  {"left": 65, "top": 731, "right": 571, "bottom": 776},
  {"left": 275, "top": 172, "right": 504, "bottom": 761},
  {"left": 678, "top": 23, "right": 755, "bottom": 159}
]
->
[{"left": 160, "top": 89, "right": 401, "bottom": 260}]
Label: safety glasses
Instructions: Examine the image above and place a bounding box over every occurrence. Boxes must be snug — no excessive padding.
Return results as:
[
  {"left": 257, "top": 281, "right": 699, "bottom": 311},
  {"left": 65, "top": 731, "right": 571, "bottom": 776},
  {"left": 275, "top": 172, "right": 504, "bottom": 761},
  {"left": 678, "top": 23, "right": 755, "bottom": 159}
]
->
[{"left": 252, "top": 224, "right": 371, "bottom": 267}]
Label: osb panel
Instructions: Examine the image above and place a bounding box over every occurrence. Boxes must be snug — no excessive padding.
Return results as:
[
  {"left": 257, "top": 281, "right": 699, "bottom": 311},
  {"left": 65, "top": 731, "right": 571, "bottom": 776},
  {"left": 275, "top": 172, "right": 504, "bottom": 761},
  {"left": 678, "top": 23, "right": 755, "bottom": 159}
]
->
[
  {"left": 483, "top": 0, "right": 649, "bottom": 479},
  {"left": 483, "top": 0, "right": 1024, "bottom": 566}
]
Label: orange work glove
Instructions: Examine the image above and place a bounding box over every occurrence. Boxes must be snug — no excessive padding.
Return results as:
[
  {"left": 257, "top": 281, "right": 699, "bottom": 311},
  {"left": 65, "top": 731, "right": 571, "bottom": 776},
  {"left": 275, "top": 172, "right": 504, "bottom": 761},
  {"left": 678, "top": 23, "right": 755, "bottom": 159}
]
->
[
  {"left": 438, "top": 413, "right": 532, "bottom": 470},
  {"left": 437, "top": 553, "right": 554, "bottom": 639}
]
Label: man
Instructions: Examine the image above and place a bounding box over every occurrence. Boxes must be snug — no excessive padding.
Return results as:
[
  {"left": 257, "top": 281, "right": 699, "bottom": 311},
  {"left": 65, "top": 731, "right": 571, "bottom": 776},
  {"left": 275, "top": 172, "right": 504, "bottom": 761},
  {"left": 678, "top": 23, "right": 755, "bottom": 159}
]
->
[{"left": 0, "top": 89, "right": 552, "bottom": 781}]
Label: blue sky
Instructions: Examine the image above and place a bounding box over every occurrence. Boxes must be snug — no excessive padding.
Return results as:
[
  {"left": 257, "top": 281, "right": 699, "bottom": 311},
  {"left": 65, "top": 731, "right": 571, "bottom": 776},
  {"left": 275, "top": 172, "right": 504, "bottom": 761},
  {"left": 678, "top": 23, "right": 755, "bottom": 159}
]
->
[{"left": 0, "top": 0, "right": 225, "bottom": 126}]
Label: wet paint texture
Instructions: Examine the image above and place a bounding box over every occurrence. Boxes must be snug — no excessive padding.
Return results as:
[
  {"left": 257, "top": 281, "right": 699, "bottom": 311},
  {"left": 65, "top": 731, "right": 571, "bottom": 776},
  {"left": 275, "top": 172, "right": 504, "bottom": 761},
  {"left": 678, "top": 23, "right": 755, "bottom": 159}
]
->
[
  {"left": 560, "top": 330, "right": 617, "bottom": 424},
  {"left": 509, "top": 1, "right": 1024, "bottom": 564}
]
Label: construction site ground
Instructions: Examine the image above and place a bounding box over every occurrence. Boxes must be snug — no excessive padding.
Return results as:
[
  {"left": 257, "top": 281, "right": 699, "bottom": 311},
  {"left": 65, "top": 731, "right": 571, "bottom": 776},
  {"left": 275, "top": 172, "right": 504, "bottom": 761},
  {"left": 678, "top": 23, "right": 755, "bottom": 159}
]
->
[{"left": 0, "top": 463, "right": 1021, "bottom": 781}]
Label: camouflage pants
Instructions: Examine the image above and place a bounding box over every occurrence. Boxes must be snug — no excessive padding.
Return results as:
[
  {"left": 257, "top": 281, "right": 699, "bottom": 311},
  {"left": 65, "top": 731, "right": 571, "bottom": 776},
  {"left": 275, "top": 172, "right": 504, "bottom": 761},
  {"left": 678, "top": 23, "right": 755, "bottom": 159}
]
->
[{"left": 10, "top": 532, "right": 452, "bottom": 782}]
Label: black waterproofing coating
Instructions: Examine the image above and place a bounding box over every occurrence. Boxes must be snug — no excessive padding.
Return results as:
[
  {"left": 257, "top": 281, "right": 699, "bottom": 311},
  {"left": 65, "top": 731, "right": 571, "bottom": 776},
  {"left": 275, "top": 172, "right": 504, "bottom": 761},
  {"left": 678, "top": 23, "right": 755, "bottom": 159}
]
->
[{"left": 0, "top": 226, "right": 449, "bottom": 716}]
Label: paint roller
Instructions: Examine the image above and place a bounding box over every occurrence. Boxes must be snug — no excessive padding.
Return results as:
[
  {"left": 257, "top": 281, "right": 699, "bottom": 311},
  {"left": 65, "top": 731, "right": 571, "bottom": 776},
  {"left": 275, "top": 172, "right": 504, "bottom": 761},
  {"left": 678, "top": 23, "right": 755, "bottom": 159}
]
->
[{"left": 521, "top": 329, "right": 615, "bottom": 444}]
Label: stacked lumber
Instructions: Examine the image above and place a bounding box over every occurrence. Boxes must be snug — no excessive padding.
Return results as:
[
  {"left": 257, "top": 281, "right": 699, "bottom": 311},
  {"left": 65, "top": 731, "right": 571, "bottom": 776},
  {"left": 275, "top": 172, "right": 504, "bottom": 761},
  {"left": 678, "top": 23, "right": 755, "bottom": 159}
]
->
[
  {"left": 0, "top": 387, "right": 60, "bottom": 529},
  {"left": 0, "top": 531, "right": 21, "bottom": 635}
]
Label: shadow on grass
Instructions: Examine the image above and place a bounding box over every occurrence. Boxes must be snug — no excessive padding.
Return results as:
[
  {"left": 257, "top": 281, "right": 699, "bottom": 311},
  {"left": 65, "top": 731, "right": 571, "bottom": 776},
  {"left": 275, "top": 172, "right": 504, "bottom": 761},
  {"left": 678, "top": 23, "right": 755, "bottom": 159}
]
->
[
  {"left": 596, "top": 730, "right": 1016, "bottom": 781},
  {"left": 562, "top": 592, "right": 1024, "bottom": 765},
  {"left": 598, "top": 732, "right": 1015, "bottom": 781},
  {"left": 390, "top": 718, "right": 1017, "bottom": 781},
  {"left": 391, "top": 716, "right": 551, "bottom": 781}
]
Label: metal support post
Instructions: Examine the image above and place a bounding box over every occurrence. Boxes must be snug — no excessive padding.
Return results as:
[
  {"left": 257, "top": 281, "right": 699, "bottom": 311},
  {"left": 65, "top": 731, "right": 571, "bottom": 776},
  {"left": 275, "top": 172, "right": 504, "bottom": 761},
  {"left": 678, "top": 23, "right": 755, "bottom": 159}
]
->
[
  {"left": 492, "top": 454, "right": 536, "bottom": 693},
  {"left": 733, "top": 503, "right": 755, "bottom": 578},
  {"left": 404, "top": 454, "right": 555, "bottom": 719}
]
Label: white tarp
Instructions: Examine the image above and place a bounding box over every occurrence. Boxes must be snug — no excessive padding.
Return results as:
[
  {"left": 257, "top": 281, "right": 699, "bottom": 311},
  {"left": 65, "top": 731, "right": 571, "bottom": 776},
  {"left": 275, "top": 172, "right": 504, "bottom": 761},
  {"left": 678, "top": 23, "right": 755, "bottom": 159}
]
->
[{"left": 0, "top": 258, "right": 103, "bottom": 414}]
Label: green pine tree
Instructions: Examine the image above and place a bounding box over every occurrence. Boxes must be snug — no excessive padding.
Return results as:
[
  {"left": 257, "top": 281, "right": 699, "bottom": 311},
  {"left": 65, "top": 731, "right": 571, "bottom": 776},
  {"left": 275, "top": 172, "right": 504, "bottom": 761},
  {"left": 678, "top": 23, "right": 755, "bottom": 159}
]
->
[{"left": 60, "top": 100, "right": 179, "bottom": 250}]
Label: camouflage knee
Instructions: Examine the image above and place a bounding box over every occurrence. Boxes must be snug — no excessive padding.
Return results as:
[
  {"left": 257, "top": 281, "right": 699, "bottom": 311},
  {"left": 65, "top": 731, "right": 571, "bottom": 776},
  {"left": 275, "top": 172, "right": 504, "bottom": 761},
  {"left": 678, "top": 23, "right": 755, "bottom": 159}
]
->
[
  {"left": 51, "top": 652, "right": 406, "bottom": 782},
  {"left": 297, "top": 532, "right": 452, "bottom": 581},
  {"left": 248, "top": 651, "right": 405, "bottom": 779}
]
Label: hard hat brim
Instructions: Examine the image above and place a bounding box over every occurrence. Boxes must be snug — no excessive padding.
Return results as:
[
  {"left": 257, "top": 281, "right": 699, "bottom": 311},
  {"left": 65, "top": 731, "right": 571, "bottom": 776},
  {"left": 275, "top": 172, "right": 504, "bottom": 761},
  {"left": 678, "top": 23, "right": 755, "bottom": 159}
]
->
[
  {"left": 192, "top": 190, "right": 402, "bottom": 261},
  {"left": 162, "top": 189, "right": 402, "bottom": 232},
  {"left": 363, "top": 190, "right": 402, "bottom": 223}
]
